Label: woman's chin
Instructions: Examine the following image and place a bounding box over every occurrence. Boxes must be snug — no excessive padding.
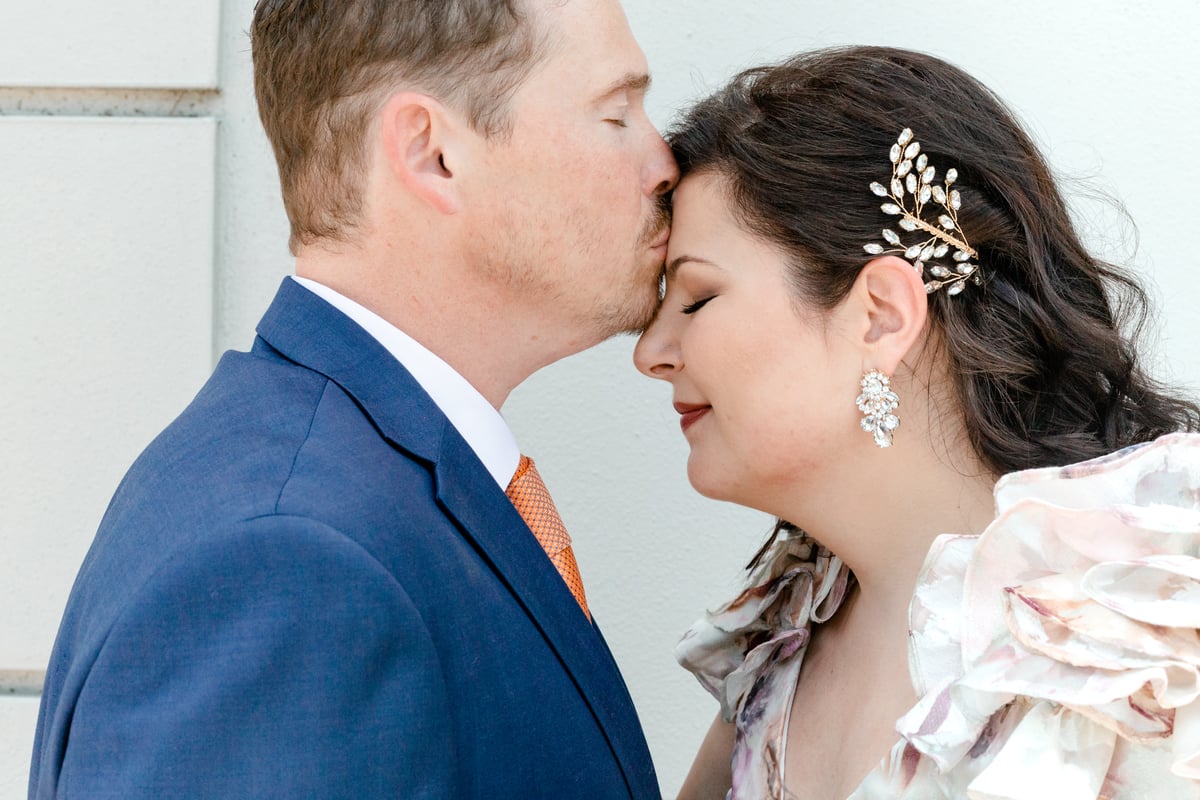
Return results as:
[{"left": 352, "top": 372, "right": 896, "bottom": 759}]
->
[
  {"left": 686, "top": 459, "right": 738, "bottom": 504},
  {"left": 687, "top": 457, "right": 794, "bottom": 519}
]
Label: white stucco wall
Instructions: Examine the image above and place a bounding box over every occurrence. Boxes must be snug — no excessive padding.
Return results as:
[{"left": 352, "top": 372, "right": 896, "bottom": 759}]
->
[
  {"left": 0, "top": 3, "right": 219, "bottom": 88},
  {"left": 2, "top": 1, "right": 1198, "bottom": 797}
]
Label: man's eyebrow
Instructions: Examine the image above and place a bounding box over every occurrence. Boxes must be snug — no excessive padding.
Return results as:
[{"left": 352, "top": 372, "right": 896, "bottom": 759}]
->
[
  {"left": 666, "top": 255, "right": 716, "bottom": 280},
  {"left": 595, "top": 72, "right": 651, "bottom": 102}
]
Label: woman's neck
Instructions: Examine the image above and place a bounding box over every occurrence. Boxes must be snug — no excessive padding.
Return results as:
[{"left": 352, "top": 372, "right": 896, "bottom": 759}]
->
[{"left": 780, "top": 384, "right": 998, "bottom": 624}]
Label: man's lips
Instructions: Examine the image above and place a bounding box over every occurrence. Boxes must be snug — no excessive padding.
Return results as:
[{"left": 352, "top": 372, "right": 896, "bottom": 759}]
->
[
  {"left": 649, "top": 227, "right": 670, "bottom": 250},
  {"left": 673, "top": 401, "right": 711, "bottom": 432}
]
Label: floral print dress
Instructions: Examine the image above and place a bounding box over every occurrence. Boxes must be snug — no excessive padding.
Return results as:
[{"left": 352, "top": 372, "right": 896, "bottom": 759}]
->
[{"left": 677, "top": 433, "right": 1200, "bottom": 799}]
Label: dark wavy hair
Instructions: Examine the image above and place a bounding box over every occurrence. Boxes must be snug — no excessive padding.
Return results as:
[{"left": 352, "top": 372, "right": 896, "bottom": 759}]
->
[{"left": 668, "top": 46, "right": 1198, "bottom": 490}]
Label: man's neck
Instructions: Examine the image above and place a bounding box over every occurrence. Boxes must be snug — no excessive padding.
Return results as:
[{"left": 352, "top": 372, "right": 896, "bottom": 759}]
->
[{"left": 293, "top": 244, "right": 583, "bottom": 409}]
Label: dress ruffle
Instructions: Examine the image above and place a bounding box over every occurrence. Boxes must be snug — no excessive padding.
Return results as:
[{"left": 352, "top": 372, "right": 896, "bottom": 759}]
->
[
  {"left": 678, "top": 433, "right": 1200, "bottom": 799},
  {"left": 676, "top": 532, "right": 852, "bottom": 799},
  {"left": 887, "top": 432, "right": 1200, "bottom": 799}
]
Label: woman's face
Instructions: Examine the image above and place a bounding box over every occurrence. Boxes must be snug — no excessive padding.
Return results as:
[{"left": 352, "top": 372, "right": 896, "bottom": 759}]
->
[{"left": 634, "top": 173, "right": 863, "bottom": 510}]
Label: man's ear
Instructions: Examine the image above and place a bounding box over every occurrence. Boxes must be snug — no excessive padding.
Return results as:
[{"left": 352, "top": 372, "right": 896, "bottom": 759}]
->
[
  {"left": 847, "top": 255, "right": 929, "bottom": 373},
  {"left": 378, "top": 92, "right": 463, "bottom": 215}
]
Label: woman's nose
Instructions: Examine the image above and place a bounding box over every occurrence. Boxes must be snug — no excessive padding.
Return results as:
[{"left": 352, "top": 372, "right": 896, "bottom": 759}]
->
[{"left": 633, "top": 314, "right": 680, "bottom": 380}]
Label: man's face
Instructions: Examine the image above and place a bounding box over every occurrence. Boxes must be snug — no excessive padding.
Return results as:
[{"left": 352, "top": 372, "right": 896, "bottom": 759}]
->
[{"left": 466, "top": 0, "right": 678, "bottom": 347}]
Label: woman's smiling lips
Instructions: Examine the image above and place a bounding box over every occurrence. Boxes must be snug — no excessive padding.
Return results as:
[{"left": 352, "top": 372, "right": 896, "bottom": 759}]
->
[{"left": 674, "top": 401, "right": 712, "bottom": 432}]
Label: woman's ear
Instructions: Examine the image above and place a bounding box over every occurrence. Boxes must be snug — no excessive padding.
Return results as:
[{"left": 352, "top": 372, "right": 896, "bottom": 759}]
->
[
  {"left": 378, "top": 92, "right": 463, "bottom": 215},
  {"left": 848, "top": 255, "right": 929, "bottom": 373}
]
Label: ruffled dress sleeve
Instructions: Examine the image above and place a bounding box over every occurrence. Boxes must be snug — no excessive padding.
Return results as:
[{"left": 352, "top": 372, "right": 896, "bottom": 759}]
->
[
  {"left": 858, "top": 432, "right": 1200, "bottom": 800},
  {"left": 676, "top": 529, "right": 853, "bottom": 799}
]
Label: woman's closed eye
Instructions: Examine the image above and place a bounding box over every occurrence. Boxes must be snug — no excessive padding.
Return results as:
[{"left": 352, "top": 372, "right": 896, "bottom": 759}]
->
[{"left": 681, "top": 296, "right": 715, "bottom": 315}]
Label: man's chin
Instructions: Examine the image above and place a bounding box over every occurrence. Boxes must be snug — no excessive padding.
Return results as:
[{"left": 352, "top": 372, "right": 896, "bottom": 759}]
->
[
  {"left": 582, "top": 290, "right": 656, "bottom": 343},
  {"left": 611, "top": 287, "right": 661, "bottom": 337}
]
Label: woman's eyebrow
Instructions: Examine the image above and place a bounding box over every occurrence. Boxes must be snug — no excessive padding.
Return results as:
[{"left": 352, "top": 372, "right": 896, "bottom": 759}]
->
[{"left": 666, "top": 255, "right": 717, "bottom": 280}]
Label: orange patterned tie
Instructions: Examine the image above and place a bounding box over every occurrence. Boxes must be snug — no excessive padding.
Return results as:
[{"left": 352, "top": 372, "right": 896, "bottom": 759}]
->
[{"left": 505, "top": 455, "right": 590, "bottom": 619}]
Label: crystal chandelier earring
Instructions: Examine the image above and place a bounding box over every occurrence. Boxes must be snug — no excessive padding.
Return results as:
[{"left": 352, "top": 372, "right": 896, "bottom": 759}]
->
[{"left": 857, "top": 369, "right": 900, "bottom": 448}]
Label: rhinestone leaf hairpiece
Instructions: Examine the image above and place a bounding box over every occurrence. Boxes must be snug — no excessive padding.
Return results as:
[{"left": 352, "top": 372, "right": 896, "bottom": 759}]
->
[{"left": 863, "top": 129, "right": 981, "bottom": 296}]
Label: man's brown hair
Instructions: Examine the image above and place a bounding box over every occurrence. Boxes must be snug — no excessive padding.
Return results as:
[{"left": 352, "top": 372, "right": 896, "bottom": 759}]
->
[{"left": 251, "top": 0, "right": 546, "bottom": 253}]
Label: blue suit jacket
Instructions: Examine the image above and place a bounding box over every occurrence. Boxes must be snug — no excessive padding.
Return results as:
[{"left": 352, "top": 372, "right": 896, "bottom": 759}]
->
[{"left": 30, "top": 278, "right": 660, "bottom": 799}]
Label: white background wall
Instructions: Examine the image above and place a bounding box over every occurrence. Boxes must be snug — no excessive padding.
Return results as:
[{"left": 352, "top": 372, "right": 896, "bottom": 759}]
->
[{"left": 2, "top": 1, "right": 1198, "bottom": 797}]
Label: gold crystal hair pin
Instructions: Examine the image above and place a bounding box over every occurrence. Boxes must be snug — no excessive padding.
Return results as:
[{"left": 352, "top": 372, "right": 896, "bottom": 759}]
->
[{"left": 863, "top": 129, "right": 981, "bottom": 296}]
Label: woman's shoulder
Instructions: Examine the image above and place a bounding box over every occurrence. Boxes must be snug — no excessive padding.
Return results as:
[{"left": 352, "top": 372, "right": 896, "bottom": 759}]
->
[{"left": 885, "top": 432, "right": 1200, "bottom": 798}]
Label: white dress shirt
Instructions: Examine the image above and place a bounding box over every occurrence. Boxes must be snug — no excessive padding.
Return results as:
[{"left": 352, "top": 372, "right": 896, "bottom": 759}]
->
[{"left": 291, "top": 276, "right": 520, "bottom": 490}]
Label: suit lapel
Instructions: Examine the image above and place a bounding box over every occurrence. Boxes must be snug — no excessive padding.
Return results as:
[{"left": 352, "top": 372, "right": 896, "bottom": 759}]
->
[
  {"left": 434, "top": 432, "right": 658, "bottom": 797},
  {"left": 256, "top": 279, "right": 658, "bottom": 797}
]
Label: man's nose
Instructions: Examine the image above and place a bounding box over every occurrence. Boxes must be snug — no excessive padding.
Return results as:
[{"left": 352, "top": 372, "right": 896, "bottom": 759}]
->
[{"left": 644, "top": 130, "right": 679, "bottom": 198}]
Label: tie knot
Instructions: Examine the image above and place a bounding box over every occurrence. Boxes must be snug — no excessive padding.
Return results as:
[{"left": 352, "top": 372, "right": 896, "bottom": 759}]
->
[
  {"left": 505, "top": 455, "right": 589, "bottom": 619},
  {"left": 506, "top": 456, "right": 568, "bottom": 556},
  {"left": 509, "top": 454, "right": 535, "bottom": 487}
]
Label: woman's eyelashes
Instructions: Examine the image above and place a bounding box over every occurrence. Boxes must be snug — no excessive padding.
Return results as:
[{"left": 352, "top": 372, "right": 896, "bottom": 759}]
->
[{"left": 681, "top": 296, "right": 714, "bottom": 315}]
